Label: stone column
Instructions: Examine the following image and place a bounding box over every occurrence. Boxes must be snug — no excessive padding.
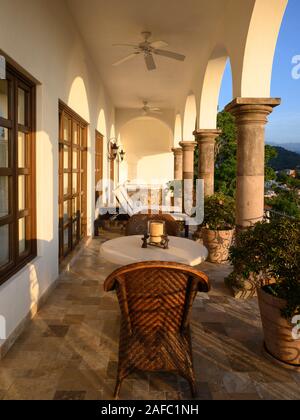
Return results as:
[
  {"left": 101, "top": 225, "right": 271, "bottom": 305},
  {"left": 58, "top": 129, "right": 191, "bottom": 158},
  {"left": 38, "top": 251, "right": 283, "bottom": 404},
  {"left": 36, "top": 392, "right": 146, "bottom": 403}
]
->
[
  {"left": 179, "top": 141, "right": 196, "bottom": 214},
  {"left": 194, "top": 129, "right": 221, "bottom": 197},
  {"left": 171, "top": 147, "right": 183, "bottom": 180},
  {"left": 225, "top": 98, "right": 281, "bottom": 229}
]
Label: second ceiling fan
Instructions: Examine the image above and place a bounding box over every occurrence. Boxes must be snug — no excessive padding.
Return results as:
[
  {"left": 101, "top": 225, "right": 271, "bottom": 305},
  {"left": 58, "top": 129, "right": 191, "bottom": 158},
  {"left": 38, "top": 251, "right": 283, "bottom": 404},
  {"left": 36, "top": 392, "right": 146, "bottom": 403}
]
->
[{"left": 113, "top": 31, "right": 186, "bottom": 71}]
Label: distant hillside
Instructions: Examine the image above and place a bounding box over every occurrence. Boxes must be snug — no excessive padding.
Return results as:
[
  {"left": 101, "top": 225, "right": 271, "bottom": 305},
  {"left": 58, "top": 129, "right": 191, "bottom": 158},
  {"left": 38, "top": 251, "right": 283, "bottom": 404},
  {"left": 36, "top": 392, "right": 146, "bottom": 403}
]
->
[
  {"left": 269, "top": 146, "right": 300, "bottom": 171},
  {"left": 280, "top": 143, "right": 300, "bottom": 154},
  {"left": 268, "top": 142, "right": 300, "bottom": 154}
]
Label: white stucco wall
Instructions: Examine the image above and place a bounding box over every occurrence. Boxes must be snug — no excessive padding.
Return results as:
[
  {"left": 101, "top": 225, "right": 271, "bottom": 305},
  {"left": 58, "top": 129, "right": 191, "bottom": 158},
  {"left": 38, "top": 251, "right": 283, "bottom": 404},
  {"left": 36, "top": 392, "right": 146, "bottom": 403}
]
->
[
  {"left": 0, "top": 0, "right": 114, "bottom": 341},
  {"left": 119, "top": 117, "right": 174, "bottom": 184}
]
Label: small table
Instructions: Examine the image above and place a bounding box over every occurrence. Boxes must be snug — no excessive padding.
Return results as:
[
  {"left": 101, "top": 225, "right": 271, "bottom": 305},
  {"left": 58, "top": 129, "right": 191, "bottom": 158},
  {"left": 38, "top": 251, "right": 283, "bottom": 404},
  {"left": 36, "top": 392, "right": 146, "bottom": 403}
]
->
[{"left": 100, "top": 235, "right": 208, "bottom": 267}]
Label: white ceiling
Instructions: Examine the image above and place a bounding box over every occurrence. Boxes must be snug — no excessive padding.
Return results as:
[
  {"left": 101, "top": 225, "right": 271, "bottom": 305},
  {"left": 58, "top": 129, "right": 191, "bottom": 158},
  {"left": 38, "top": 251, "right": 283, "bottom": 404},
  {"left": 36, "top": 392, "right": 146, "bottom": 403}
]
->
[{"left": 67, "top": 0, "right": 226, "bottom": 110}]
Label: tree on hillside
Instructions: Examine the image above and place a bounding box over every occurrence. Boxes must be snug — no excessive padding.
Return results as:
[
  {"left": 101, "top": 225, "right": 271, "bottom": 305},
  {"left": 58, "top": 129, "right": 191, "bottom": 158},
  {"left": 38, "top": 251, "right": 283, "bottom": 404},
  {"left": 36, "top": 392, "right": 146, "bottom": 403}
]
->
[
  {"left": 214, "top": 111, "right": 237, "bottom": 197},
  {"left": 266, "top": 190, "right": 300, "bottom": 219},
  {"left": 268, "top": 146, "right": 300, "bottom": 171},
  {"left": 265, "top": 145, "right": 278, "bottom": 182}
]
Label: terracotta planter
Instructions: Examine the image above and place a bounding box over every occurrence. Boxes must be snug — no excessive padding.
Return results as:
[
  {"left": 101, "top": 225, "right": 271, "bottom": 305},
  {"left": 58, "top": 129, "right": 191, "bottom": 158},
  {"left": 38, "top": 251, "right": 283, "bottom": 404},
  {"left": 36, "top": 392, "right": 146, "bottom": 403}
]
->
[
  {"left": 201, "top": 227, "right": 234, "bottom": 264},
  {"left": 257, "top": 287, "right": 300, "bottom": 368}
]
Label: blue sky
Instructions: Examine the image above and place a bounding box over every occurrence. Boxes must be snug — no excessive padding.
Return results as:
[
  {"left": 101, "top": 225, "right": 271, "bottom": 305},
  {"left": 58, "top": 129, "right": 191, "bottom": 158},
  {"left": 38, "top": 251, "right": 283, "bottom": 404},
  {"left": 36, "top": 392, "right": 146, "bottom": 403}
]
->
[{"left": 219, "top": 0, "right": 300, "bottom": 145}]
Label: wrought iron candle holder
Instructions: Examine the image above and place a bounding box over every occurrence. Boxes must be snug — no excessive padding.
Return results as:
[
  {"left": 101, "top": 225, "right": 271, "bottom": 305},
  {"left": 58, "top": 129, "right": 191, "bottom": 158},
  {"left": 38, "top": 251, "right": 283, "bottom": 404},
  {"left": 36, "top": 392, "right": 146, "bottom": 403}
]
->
[
  {"left": 141, "top": 233, "right": 170, "bottom": 249},
  {"left": 141, "top": 220, "right": 170, "bottom": 249}
]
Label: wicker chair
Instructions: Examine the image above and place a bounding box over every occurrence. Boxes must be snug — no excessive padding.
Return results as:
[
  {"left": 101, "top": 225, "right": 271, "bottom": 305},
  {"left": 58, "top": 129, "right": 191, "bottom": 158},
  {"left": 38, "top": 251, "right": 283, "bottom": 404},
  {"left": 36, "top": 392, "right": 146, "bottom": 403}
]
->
[
  {"left": 125, "top": 213, "right": 179, "bottom": 237},
  {"left": 104, "top": 261, "right": 210, "bottom": 398}
]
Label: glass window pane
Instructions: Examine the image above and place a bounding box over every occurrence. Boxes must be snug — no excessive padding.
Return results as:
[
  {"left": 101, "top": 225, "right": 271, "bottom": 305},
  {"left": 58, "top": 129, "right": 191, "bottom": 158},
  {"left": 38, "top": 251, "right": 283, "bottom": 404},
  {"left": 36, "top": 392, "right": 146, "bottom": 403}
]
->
[
  {"left": 18, "top": 175, "right": 25, "bottom": 211},
  {"left": 73, "top": 125, "right": 78, "bottom": 144},
  {"left": 0, "top": 224, "right": 9, "bottom": 266},
  {"left": 73, "top": 198, "right": 80, "bottom": 218},
  {"left": 18, "top": 132, "right": 25, "bottom": 167},
  {"left": 18, "top": 88, "right": 25, "bottom": 125},
  {"left": 0, "top": 81, "right": 8, "bottom": 119},
  {"left": 63, "top": 117, "right": 69, "bottom": 141},
  {"left": 63, "top": 146, "right": 69, "bottom": 169},
  {"left": 0, "top": 127, "right": 9, "bottom": 167},
  {"left": 0, "top": 176, "right": 9, "bottom": 217},
  {"left": 72, "top": 222, "right": 77, "bottom": 243},
  {"left": 63, "top": 173, "right": 69, "bottom": 195},
  {"left": 63, "top": 201, "right": 69, "bottom": 224},
  {"left": 73, "top": 150, "right": 78, "bottom": 169},
  {"left": 19, "top": 218, "right": 26, "bottom": 254},
  {"left": 80, "top": 127, "right": 85, "bottom": 147},
  {"left": 63, "top": 228, "right": 69, "bottom": 253},
  {"left": 72, "top": 173, "right": 77, "bottom": 194}
]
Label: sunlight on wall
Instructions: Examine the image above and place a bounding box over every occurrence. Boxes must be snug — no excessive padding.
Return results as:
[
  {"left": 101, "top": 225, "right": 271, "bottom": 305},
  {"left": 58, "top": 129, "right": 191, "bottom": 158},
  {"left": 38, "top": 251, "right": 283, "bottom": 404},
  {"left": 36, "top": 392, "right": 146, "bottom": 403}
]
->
[
  {"left": 120, "top": 117, "right": 173, "bottom": 183},
  {"left": 174, "top": 114, "right": 182, "bottom": 147},
  {"left": 183, "top": 94, "right": 197, "bottom": 140},
  {"left": 110, "top": 124, "right": 116, "bottom": 140},
  {"left": 199, "top": 47, "right": 229, "bottom": 128},
  {"left": 97, "top": 109, "right": 107, "bottom": 138},
  {"left": 68, "top": 76, "right": 90, "bottom": 122},
  {"left": 28, "top": 264, "right": 40, "bottom": 315},
  {"left": 137, "top": 153, "right": 174, "bottom": 184}
]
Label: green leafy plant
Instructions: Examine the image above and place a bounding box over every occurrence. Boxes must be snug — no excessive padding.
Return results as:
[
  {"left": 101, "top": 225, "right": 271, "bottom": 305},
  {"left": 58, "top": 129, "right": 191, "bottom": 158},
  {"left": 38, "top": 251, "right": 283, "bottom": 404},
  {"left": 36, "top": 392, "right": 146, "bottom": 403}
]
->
[
  {"left": 266, "top": 190, "right": 300, "bottom": 219},
  {"left": 265, "top": 145, "right": 278, "bottom": 182},
  {"left": 202, "top": 193, "right": 235, "bottom": 231},
  {"left": 227, "top": 218, "right": 300, "bottom": 319}
]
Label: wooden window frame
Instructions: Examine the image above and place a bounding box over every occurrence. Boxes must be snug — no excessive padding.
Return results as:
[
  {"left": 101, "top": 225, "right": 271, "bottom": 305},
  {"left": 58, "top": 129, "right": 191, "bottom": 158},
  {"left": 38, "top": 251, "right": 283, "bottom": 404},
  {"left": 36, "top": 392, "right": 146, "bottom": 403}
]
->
[
  {"left": 0, "top": 63, "right": 36, "bottom": 286},
  {"left": 58, "top": 101, "right": 88, "bottom": 261}
]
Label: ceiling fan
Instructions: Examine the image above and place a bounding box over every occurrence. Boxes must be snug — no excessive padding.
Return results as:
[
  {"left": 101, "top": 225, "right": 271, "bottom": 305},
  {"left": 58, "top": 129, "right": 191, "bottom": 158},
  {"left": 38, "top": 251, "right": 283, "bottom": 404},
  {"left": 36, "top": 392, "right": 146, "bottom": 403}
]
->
[
  {"left": 141, "top": 101, "right": 162, "bottom": 115},
  {"left": 112, "top": 31, "right": 186, "bottom": 71}
]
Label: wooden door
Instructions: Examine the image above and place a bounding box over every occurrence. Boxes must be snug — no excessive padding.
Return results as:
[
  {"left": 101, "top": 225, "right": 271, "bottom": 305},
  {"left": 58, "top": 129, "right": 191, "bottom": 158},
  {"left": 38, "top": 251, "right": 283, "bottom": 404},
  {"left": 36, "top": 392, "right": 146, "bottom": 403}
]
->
[{"left": 58, "top": 102, "right": 88, "bottom": 260}]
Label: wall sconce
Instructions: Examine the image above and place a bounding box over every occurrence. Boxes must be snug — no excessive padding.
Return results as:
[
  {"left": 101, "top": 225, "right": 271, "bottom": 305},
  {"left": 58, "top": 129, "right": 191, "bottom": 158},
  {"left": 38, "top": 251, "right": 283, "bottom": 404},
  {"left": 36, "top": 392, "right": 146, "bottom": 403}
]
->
[
  {"left": 107, "top": 137, "right": 126, "bottom": 162},
  {"left": 119, "top": 149, "right": 126, "bottom": 162},
  {"left": 107, "top": 138, "right": 119, "bottom": 161}
]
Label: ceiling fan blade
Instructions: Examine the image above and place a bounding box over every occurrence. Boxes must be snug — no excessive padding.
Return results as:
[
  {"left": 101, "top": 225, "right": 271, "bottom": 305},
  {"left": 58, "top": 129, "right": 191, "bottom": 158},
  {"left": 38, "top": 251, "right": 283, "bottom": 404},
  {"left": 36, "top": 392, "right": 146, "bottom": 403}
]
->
[
  {"left": 150, "top": 40, "right": 168, "bottom": 49},
  {"left": 113, "top": 53, "right": 140, "bottom": 66},
  {"left": 154, "top": 49, "right": 186, "bottom": 61},
  {"left": 150, "top": 107, "right": 161, "bottom": 112},
  {"left": 145, "top": 53, "right": 156, "bottom": 71}
]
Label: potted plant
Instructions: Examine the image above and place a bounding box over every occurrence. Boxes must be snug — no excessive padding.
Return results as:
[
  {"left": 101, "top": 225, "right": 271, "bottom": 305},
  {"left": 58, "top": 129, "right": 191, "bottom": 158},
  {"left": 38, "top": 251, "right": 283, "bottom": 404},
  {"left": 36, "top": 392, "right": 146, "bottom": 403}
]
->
[
  {"left": 227, "top": 218, "right": 300, "bottom": 368},
  {"left": 201, "top": 193, "right": 235, "bottom": 264}
]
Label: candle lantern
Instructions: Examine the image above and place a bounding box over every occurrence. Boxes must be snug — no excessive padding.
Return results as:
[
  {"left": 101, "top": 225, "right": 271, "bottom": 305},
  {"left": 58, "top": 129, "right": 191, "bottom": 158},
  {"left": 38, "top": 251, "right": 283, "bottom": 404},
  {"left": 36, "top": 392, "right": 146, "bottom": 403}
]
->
[{"left": 141, "top": 220, "right": 169, "bottom": 249}]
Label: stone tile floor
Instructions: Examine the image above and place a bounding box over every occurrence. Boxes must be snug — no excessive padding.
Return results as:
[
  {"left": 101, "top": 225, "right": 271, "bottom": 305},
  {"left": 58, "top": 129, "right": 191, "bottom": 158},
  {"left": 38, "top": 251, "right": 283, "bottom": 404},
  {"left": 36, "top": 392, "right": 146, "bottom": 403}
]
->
[{"left": 0, "top": 232, "right": 300, "bottom": 400}]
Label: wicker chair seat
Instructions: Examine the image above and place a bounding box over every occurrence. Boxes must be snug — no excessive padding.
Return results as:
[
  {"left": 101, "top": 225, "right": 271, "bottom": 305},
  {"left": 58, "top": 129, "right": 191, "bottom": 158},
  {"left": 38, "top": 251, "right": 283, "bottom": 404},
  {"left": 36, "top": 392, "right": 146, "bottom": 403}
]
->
[
  {"left": 104, "top": 261, "right": 210, "bottom": 398},
  {"left": 119, "top": 325, "right": 193, "bottom": 373}
]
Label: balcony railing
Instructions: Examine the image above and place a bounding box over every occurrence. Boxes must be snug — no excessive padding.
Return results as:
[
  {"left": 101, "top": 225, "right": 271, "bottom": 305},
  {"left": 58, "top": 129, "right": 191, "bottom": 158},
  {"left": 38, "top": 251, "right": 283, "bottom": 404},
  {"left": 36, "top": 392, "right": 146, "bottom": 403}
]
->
[{"left": 264, "top": 209, "right": 297, "bottom": 221}]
